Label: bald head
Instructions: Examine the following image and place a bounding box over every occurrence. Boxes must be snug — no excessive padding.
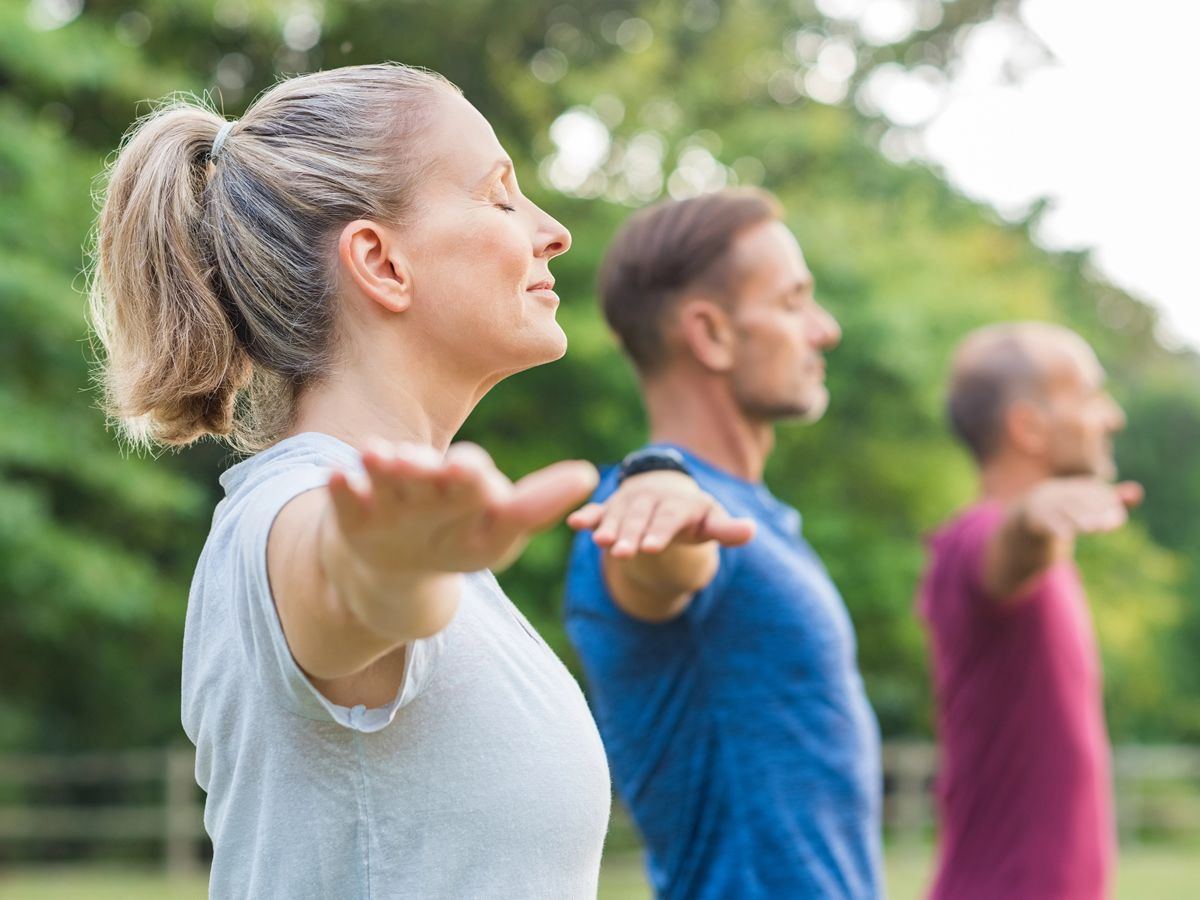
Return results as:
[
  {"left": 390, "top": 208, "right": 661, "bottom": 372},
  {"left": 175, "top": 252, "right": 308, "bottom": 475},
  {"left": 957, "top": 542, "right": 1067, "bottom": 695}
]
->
[{"left": 947, "top": 322, "right": 1100, "bottom": 463}]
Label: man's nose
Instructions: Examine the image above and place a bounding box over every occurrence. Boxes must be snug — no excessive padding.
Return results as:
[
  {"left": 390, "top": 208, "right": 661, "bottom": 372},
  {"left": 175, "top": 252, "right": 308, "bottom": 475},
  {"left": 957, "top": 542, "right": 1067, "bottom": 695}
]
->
[
  {"left": 1108, "top": 396, "right": 1127, "bottom": 432},
  {"left": 813, "top": 303, "right": 841, "bottom": 350}
]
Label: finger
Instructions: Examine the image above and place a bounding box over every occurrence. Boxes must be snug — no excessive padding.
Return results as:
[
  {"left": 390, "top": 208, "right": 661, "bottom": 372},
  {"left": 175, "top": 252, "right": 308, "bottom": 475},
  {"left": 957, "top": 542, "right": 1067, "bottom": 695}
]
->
[
  {"left": 369, "top": 441, "right": 460, "bottom": 505},
  {"left": 503, "top": 460, "right": 600, "bottom": 533},
  {"left": 567, "top": 502, "right": 606, "bottom": 531},
  {"left": 638, "top": 501, "right": 695, "bottom": 553},
  {"left": 327, "top": 469, "right": 369, "bottom": 528},
  {"left": 697, "top": 509, "right": 757, "bottom": 547},
  {"left": 1065, "top": 503, "right": 1126, "bottom": 535},
  {"left": 592, "top": 498, "right": 628, "bottom": 547},
  {"left": 360, "top": 444, "right": 403, "bottom": 498},
  {"left": 609, "top": 495, "right": 659, "bottom": 559},
  {"left": 443, "top": 442, "right": 508, "bottom": 506},
  {"left": 1115, "top": 481, "right": 1144, "bottom": 508}
]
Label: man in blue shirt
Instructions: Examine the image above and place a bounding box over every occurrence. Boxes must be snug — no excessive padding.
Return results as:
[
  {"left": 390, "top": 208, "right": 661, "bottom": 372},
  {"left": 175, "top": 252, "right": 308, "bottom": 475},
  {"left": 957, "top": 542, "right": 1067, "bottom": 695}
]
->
[{"left": 565, "top": 189, "right": 883, "bottom": 899}]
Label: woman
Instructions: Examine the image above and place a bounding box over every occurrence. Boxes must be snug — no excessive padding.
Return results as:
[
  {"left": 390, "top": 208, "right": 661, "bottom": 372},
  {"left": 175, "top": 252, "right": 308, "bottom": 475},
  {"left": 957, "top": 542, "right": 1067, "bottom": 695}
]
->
[{"left": 89, "top": 64, "right": 611, "bottom": 897}]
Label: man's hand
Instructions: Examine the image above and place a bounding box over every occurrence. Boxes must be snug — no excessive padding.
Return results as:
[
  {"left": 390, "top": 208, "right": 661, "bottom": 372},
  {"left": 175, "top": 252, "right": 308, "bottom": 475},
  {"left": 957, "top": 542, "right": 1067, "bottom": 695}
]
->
[
  {"left": 985, "top": 477, "right": 1143, "bottom": 602},
  {"left": 567, "top": 471, "right": 755, "bottom": 621},
  {"left": 1019, "top": 478, "right": 1144, "bottom": 540},
  {"left": 567, "top": 470, "right": 755, "bottom": 557}
]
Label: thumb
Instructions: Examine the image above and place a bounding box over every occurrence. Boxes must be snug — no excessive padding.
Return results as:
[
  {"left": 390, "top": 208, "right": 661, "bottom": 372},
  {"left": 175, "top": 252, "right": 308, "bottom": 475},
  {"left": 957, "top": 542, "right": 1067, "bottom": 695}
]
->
[
  {"left": 505, "top": 461, "right": 601, "bottom": 533},
  {"left": 697, "top": 508, "right": 757, "bottom": 547},
  {"left": 1115, "top": 481, "right": 1144, "bottom": 508}
]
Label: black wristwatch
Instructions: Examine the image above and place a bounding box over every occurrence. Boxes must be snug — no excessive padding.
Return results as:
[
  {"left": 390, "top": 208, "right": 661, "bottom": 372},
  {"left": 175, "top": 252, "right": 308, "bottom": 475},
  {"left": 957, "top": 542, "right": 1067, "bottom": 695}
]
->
[{"left": 617, "top": 447, "right": 692, "bottom": 484}]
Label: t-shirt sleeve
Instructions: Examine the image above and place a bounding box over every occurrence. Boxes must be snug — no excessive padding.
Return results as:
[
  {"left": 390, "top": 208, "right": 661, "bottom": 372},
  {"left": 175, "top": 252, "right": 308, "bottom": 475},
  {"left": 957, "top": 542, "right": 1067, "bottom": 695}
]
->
[
  {"left": 680, "top": 542, "right": 742, "bottom": 626},
  {"left": 226, "top": 467, "right": 443, "bottom": 733},
  {"left": 935, "top": 504, "right": 1046, "bottom": 619}
]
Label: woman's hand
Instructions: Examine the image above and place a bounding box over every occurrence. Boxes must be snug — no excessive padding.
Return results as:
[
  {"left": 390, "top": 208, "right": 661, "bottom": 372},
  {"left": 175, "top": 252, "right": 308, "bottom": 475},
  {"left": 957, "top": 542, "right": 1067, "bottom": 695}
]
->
[
  {"left": 272, "top": 440, "right": 596, "bottom": 684},
  {"left": 326, "top": 440, "right": 599, "bottom": 578}
]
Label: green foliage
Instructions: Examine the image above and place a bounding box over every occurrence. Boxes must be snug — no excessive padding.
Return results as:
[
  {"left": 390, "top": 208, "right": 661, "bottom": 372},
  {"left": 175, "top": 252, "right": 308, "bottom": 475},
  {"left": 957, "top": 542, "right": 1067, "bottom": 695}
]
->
[{"left": 1, "top": 0, "right": 1196, "bottom": 753}]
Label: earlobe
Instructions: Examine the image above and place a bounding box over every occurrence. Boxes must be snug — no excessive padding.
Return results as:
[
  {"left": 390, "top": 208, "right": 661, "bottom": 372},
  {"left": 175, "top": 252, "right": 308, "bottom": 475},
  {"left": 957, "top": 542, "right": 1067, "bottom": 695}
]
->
[
  {"left": 679, "top": 300, "right": 735, "bottom": 373},
  {"left": 338, "top": 219, "right": 413, "bottom": 314}
]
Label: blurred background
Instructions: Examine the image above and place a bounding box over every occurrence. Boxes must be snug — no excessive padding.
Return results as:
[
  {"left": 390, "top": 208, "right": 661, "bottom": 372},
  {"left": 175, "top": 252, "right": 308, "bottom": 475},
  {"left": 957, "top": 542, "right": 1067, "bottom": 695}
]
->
[{"left": 1, "top": 0, "right": 1197, "bottom": 896}]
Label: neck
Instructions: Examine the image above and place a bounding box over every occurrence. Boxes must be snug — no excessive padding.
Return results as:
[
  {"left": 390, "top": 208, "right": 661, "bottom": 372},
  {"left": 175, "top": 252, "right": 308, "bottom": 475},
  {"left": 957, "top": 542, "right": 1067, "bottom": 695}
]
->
[
  {"left": 642, "top": 370, "right": 773, "bottom": 482},
  {"left": 289, "top": 344, "right": 491, "bottom": 454},
  {"left": 978, "top": 454, "right": 1053, "bottom": 504}
]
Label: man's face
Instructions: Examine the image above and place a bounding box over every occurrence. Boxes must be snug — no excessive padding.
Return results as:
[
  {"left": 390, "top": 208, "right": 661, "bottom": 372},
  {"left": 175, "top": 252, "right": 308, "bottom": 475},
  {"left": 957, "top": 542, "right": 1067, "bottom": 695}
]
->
[
  {"left": 724, "top": 221, "right": 841, "bottom": 423},
  {"left": 1038, "top": 339, "right": 1127, "bottom": 480}
]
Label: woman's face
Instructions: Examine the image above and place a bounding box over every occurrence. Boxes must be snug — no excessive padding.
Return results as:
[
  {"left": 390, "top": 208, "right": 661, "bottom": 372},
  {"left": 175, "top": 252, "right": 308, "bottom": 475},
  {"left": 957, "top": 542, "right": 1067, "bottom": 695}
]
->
[{"left": 399, "top": 91, "right": 572, "bottom": 387}]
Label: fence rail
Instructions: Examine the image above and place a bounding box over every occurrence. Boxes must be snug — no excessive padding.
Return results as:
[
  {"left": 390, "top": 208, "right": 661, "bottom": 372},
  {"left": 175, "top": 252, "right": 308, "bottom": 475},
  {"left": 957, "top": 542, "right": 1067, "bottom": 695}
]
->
[{"left": 2, "top": 742, "right": 1198, "bottom": 872}]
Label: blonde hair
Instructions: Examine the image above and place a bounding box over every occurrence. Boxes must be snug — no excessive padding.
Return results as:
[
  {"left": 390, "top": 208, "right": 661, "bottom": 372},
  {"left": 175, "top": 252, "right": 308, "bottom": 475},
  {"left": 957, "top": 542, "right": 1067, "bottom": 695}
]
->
[{"left": 88, "top": 63, "right": 458, "bottom": 452}]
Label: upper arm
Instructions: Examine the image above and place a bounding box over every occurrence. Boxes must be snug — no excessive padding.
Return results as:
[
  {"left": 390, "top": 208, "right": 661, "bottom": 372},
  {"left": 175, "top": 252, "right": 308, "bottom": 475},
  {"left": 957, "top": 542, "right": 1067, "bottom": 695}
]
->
[{"left": 266, "top": 487, "right": 409, "bottom": 705}]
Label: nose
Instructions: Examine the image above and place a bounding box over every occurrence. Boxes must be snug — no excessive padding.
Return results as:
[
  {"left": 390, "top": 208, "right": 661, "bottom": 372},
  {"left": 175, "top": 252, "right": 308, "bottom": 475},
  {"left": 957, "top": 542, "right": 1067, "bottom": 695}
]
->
[
  {"left": 812, "top": 301, "right": 841, "bottom": 350},
  {"left": 534, "top": 205, "right": 571, "bottom": 259},
  {"left": 1107, "top": 395, "right": 1127, "bottom": 432}
]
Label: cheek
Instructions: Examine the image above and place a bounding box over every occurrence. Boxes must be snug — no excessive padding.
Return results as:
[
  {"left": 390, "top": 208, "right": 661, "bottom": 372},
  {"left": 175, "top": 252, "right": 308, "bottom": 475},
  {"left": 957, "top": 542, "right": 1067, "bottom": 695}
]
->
[{"left": 471, "top": 218, "right": 529, "bottom": 287}]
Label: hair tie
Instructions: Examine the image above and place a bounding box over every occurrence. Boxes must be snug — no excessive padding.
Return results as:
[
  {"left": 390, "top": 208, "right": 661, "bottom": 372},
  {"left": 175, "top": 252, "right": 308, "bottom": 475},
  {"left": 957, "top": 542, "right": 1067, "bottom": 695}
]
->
[{"left": 211, "top": 120, "right": 236, "bottom": 162}]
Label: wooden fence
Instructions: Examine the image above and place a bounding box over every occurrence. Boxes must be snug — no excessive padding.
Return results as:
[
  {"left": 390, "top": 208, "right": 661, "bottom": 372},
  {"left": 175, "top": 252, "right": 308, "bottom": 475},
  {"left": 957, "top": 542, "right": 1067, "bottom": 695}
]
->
[{"left": 2, "top": 743, "right": 1199, "bottom": 873}]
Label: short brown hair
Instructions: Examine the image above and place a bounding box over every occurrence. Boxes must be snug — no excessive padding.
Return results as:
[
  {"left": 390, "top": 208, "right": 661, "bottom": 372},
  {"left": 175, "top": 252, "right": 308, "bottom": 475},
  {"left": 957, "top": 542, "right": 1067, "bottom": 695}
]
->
[{"left": 598, "top": 188, "right": 782, "bottom": 374}]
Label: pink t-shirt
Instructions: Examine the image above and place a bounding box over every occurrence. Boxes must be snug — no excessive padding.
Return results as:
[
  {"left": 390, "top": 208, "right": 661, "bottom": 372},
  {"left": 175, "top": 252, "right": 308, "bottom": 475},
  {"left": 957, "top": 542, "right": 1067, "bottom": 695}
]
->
[{"left": 917, "top": 502, "right": 1114, "bottom": 900}]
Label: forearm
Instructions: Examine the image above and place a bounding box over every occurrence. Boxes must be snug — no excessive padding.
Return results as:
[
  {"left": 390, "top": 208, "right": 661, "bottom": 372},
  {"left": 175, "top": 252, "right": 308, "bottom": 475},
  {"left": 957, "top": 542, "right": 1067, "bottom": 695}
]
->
[
  {"left": 319, "top": 511, "right": 462, "bottom": 645},
  {"left": 602, "top": 540, "right": 718, "bottom": 621}
]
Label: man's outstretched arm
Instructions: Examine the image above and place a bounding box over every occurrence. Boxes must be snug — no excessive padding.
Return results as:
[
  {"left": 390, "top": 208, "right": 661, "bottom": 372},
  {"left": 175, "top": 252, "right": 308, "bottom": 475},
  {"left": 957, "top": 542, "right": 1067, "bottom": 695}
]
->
[
  {"left": 984, "top": 477, "right": 1143, "bottom": 602},
  {"left": 568, "top": 471, "right": 755, "bottom": 622}
]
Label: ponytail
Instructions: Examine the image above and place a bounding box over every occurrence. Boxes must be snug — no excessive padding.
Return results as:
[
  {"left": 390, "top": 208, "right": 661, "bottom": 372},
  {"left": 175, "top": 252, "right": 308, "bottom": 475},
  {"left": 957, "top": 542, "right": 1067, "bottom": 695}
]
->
[
  {"left": 89, "top": 100, "right": 251, "bottom": 448},
  {"left": 88, "top": 65, "right": 456, "bottom": 451}
]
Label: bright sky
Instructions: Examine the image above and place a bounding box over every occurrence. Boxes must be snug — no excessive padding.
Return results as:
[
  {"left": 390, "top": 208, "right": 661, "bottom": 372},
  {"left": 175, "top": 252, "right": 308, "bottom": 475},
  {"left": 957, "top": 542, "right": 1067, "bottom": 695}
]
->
[{"left": 917, "top": 0, "right": 1200, "bottom": 351}]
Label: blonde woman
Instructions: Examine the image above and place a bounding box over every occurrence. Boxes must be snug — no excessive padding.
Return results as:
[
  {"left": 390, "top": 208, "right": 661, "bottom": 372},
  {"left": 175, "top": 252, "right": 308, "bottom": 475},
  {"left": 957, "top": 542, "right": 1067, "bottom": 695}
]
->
[{"left": 89, "top": 64, "right": 610, "bottom": 897}]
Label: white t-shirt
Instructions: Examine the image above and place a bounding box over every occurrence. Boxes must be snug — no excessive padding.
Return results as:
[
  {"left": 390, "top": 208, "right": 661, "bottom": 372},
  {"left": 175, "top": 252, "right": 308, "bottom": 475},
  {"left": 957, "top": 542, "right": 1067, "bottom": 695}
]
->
[{"left": 181, "top": 432, "right": 611, "bottom": 899}]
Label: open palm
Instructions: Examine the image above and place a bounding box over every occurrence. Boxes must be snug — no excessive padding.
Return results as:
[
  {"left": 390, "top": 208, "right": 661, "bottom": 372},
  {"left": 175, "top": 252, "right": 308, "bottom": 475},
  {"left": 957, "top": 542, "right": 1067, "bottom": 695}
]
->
[{"left": 327, "top": 440, "right": 599, "bottom": 576}]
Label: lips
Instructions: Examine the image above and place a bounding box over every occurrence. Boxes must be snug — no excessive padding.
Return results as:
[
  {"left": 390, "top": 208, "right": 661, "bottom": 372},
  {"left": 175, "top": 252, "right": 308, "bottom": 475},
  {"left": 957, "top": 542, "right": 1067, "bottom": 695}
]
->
[{"left": 526, "top": 279, "right": 555, "bottom": 292}]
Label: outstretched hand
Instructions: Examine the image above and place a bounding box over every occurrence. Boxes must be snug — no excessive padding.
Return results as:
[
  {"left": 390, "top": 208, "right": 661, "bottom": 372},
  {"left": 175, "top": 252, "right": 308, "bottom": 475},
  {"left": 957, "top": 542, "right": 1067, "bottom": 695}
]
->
[
  {"left": 327, "top": 440, "right": 599, "bottom": 576},
  {"left": 1021, "top": 477, "right": 1144, "bottom": 541},
  {"left": 567, "top": 470, "right": 756, "bottom": 559}
]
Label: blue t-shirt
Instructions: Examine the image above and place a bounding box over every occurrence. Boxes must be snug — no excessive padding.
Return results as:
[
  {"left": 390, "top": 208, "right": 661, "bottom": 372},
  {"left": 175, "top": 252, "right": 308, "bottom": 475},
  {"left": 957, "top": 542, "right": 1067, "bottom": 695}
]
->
[{"left": 565, "top": 445, "right": 883, "bottom": 899}]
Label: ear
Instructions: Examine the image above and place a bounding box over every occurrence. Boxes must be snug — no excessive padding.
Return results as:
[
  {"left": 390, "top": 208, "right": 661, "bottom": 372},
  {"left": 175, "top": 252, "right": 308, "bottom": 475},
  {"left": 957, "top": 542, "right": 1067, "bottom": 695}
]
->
[
  {"left": 1005, "top": 399, "right": 1049, "bottom": 457},
  {"left": 677, "top": 298, "right": 736, "bottom": 373},
  {"left": 338, "top": 219, "right": 413, "bottom": 314}
]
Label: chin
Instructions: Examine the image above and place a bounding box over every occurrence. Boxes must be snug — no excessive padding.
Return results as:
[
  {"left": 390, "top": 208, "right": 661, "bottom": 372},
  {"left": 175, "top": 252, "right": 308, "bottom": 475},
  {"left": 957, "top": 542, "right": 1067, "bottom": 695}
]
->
[
  {"left": 520, "top": 324, "right": 569, "bottom": 368},
  {"left": 794, "top": 386, "right": 830, "bottom": 424},
  {"left": 755, "top": 390, "right": 829, "bottom": 425}
]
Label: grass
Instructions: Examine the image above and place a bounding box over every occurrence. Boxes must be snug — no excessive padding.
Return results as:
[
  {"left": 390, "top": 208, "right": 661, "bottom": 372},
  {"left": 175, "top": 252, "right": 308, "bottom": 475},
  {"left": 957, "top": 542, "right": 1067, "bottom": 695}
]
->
[{"left": 2, "top": 845, "right": 1199, "bottom": 899}]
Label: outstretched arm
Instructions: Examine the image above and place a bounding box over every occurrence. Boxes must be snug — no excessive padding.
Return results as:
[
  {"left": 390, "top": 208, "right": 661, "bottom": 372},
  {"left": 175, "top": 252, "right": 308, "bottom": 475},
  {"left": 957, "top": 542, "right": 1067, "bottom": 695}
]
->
[
  {"left": 568, "top": 471, "right": 755, "bottom": 622},
  {"left": 268, "top": 440, "right": 598, "bottom": 693},
  {"left": 984, "top": 477, "right": 1143, "bottom": 602}
]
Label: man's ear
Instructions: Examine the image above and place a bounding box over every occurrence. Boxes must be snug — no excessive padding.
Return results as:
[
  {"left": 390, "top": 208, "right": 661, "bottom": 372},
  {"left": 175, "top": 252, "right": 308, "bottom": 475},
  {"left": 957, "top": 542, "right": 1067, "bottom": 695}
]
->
[
  {"left": 338, "top": 219, "right": 413, "bottom": 314},
  {"left": 677, "top": 298, "right": 736, "bottom": 373},
  {"left": 1005, "top": 399, "right": 1049, "bottom": 457}
]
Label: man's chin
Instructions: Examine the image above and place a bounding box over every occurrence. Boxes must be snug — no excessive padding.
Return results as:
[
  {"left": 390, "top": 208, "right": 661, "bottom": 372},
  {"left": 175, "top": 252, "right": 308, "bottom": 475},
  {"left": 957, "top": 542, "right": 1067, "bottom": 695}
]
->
[
  {"left": 795, "top": 387, "right": 830, "bottom": 424},
  {"left": 757, "top": 389, "right": 829, "bottom": 425}
]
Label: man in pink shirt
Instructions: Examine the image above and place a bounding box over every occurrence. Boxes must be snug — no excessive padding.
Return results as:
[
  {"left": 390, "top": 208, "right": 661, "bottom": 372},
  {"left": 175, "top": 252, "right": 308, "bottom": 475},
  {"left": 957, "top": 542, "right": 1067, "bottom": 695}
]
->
[{"left": 918, "top": 322, "right": 1142, "bottom": 899}]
